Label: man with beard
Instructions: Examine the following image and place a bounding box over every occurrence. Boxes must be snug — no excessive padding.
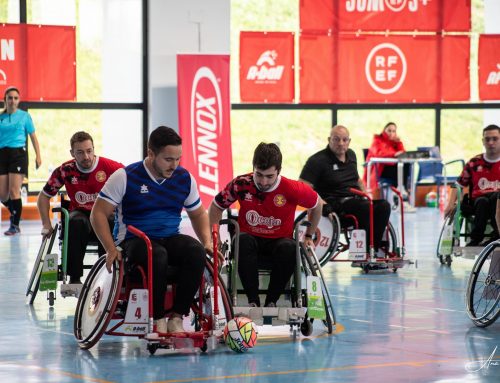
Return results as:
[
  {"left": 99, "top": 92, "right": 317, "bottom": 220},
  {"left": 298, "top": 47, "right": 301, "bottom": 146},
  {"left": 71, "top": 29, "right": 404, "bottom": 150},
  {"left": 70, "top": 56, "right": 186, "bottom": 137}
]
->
[
  {"left": 37, "top": 131, "right": 123, "bottom": 286},
  {"left": 91, "top": 126, "right": 212, "bottom": 334},
  {"left": 208, "top": 142, "right": 322, "bottom": 308},
  {"left": 444, "top": 124, "right": 500, "bottom": 246}
]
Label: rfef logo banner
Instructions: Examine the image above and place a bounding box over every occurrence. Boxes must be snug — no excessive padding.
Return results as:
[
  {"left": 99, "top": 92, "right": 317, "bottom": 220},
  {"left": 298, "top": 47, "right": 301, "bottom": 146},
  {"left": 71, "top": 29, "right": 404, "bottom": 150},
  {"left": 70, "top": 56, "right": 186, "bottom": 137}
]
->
[
  {"left": 300, "top": 0, "right": 471, "bottom": 32},
  {"left": 239, "top": 32, "right": 295, "bottom": 102},
  {"left": 478, "top": 35, "right": 500, "bottom": 101},
  {"left": 0, "top": 23, "right": 76, "bottom": 101},
  {"left": 177, "top": 54, "right": 233, "bottom": 208},
  {"left": 336, "top": 34, "right": 469, "bottom": 102}
]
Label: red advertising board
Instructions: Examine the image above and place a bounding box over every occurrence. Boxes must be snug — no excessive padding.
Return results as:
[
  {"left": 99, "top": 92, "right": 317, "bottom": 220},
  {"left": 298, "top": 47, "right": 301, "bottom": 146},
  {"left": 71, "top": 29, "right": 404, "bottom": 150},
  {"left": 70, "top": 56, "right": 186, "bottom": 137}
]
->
[
  {"left": 299, "top": 0, "right": 335, "bottom": 31},
  {"left": 300, "top": 0, "right": 471, "bottom": 32},
  {"left": 177, "top": 54, "right": 233, "bottom": 208},
  {"left": 26, "top": 25, "right": 76, "bottom": 101},
  {"left": 299, "top": 33, "right": 336, "bottom": 103},
  {"left": 239, "top": 32, "right": 295, "bottom": 102},
  {"left": 335, "top": 34, "right": 469, "bottom": 102},
  {"left": 478, "top": 35, "right": 500, "bottom": 101},
  {"left": 0, "top": 23, "right": 76, "bottom": 101},
  {"left": 441, "top": 35, "right": 470, "bottom": 101}
]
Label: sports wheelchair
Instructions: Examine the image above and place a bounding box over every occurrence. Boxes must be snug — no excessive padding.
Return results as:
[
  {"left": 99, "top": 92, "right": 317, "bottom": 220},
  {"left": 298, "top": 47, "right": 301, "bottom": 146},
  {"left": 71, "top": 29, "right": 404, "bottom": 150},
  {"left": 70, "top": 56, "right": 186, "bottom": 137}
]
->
[
  {"left": 295, "top": 187, "right": 411, "bottom": 273},
  {"left": 437, "top": 185, "right": 496, "bottom": 266},
  {"left": 26, "top": 206, "right": 100, "bottom": 306},
  {"left": 217, "top": 215, "right": 336, "bottom": 337},
  {"left": 73, "top": 225, "right": 233, "bottom": 354},
  {"left": 465, "top": 239, "right": 500, "bottom": 327}
]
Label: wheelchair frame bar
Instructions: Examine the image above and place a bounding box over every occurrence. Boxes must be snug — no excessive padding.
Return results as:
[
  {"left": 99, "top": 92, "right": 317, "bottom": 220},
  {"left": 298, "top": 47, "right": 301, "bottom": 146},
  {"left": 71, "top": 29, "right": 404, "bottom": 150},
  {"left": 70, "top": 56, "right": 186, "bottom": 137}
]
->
[
  {"left": 390, "top": 186, "right": 406, "bottom": 249},
  {"left": 52, "top": 207, "right": 70, "bottom": 278},
  {"left": 126, "top": 225, "right": 154, "bottom": 332},
  {"left": 219, "top": 218, "right": 240, "bottom": 306},
  {"left": 211, "top": 224, "right": 219, "bottom": 317}
]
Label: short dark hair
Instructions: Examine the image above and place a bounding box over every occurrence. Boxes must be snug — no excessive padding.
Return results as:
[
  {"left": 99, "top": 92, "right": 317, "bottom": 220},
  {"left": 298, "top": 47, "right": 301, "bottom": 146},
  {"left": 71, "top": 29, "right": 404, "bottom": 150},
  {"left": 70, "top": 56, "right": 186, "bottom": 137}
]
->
[
  {"left": 70, "top": 131, "right": 94, "bottom": 149},
  {"left": 148, "top": 126, "right": 182, "bottom": 154},
  {"left": 4, "top": 86, "right": 19, "bottom": 100},
  {"left": 252, "top": 142, "right": 282, "bottom": 171},
  {"left": 483, "top": 124, "right": 500, "bottom": 134}
]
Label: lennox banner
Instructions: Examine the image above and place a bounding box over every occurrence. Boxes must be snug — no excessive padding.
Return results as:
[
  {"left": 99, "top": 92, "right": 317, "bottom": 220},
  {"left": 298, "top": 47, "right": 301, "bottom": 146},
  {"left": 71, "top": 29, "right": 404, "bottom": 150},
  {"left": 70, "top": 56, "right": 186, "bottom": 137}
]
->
[{"left": 177, "top": 54, "right": 233, "bottom": 208}]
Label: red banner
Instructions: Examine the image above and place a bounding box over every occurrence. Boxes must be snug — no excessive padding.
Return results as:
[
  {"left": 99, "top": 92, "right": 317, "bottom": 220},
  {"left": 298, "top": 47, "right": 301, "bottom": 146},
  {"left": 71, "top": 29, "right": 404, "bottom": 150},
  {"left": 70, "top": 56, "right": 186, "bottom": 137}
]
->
[
  {"left": 26, "top": 25, "right": 76, "bottom": 101},
  {"left": 299, "top": 33, "right": 336, "bottom": 103},
  {"left": 441, "top": 36, "right": 470, "bottom": 101},
  {"left": 300, "top": 0, "right": 471, "bottom": 32},
  {"left": 0, "top": 23, "right": 76, "bottom": 101},
  {"left": 299, "top": 0, "right": 335, "bottom": 31},
  {"left": 177, "top": 54, "right": 233, "bottom": 208},
  {"left": 239, "top": 32, "right": 295, "bottom": 102},
  {"left": 335, "top": 34, "right": 469, "bottom": 102},
  {"left": 478, "top": 35, "right": 500, "bottom": 101}
]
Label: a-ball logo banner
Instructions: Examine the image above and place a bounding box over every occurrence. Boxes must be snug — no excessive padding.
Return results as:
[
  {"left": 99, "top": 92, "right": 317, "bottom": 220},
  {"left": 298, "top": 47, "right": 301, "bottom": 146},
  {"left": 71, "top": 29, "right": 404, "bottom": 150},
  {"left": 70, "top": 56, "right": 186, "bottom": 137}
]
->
[
  {"left": 0, "top": 23, "right": 76, "bottom": 101},
  {"left": 335, "top": 34, "right": 469, "bottom": 102},
  {"left": 240, "top": 32, "right": 295, "bottom": 102},
  {"left": 177, "top": 54, "right": 233, "bottom": 208},
  {"left": 478, "top": 35, "right": 500, "bottom": 101},
  {"left": 300, "top": 0, "right": 471, "bottom": 32}
]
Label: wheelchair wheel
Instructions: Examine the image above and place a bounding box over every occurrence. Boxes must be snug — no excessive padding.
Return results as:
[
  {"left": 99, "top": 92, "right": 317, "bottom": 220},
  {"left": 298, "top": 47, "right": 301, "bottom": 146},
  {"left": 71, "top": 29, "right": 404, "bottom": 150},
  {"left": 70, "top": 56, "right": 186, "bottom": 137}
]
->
[
  {"left": 436, "top": 210, "right": 455, "bottom": 265},
  {"left": 465, "top": 241, "right": 500, "bottom": 327},
  {"left": 379, "top": 221, "right": 397, "bottom": 255},
  {"left": 74, "top": 256, "right": 123, "bottom": 349},
  {"left": 300, "top": 244, "right": 335, "bottom": 334},
  {"left": 294, "top": 211, "right": 340, "bottom": 266},
  {"left": 26, "top": 227, "right": 58, "bottom": 304},
  {"left": 191, "top": 259, "right": 233, "bottom": 334}
]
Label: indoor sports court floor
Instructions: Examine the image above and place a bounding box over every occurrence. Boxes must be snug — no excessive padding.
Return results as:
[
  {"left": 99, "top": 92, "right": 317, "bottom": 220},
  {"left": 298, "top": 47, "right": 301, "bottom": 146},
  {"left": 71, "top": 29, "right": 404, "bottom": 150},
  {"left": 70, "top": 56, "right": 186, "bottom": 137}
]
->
[{"left": 0, "top": 208, "right": 499, "bottom": 383}]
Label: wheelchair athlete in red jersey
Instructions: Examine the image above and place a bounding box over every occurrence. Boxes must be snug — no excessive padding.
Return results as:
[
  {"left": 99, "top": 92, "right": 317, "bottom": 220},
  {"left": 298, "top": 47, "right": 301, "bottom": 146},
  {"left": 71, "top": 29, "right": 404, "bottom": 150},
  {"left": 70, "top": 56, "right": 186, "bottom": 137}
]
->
[{"left": 209, "top": 142, "right": 323, "bottom": 308}]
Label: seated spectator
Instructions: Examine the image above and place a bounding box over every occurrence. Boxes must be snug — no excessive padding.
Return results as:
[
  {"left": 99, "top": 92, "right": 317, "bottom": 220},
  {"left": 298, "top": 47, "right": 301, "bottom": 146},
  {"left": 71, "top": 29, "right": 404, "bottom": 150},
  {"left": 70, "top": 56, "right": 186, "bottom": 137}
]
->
[
  {"left": 444, "top": 124, "right": 500, "bottom": 246},
  {"left": 299, "top": 125, "right": 391, "bottom": 256},
  {"left": 363, "top": 122, "right": 413, "bottom": 211}
]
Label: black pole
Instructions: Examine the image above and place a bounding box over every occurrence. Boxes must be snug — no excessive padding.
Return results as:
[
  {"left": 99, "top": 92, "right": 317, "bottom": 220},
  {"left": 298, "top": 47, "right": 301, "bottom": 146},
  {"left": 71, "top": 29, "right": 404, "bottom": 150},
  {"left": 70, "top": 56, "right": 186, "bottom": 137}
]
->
[{"left": 142, "top": 0, "right": 149, "bottom": 157}]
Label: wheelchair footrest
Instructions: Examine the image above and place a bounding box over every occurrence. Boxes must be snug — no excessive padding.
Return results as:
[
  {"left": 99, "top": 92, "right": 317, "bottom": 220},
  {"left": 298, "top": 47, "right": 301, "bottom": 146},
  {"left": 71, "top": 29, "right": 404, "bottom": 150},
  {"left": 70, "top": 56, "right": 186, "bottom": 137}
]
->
[
  {"left": 60, "top": 283, "right": 83, "bottom": 298},
  {"left": 457, "top": 246, "right": 483, "bottom": 259},
  {"left": 233, "top": 306, "right": 306, "bottom": 326}
]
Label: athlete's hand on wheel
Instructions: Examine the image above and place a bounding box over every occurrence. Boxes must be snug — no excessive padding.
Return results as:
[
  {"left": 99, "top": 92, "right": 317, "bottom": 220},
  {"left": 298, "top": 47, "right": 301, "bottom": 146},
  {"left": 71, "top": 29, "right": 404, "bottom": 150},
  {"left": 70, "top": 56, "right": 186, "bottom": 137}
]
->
[{"left": 105, "top": 247, "right": 122, "bottom": 273}]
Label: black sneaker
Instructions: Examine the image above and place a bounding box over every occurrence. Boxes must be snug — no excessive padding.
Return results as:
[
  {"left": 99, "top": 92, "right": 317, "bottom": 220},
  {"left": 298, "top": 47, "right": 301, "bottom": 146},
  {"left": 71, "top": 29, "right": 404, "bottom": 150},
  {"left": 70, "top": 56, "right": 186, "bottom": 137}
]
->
[
  {"left": 4, "top": 225, "right": 20, "bottom": 236},
  {"left": 69, "top": 277, "right": 82, "bottom": 284}
]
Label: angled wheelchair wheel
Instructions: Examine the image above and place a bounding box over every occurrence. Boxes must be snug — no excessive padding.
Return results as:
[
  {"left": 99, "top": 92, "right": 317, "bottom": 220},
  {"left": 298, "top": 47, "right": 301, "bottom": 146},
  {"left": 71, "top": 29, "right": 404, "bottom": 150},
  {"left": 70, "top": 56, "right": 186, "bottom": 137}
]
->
[
  {"left": 300, "top": 244, "right": 335, "bottom": 334},
  {"left": 466, "top": 241, "right": 500, "bottom": 327},
  {"left": 294, "top": 211, "right": 340, "bottom": 266},
  {"left": 26, "top": 226, "right": 58, "bottom": 304},
  {"left": 379, "top": 221, "right": 397, "bottom": 255},
  {"left": 191, "top": 259, "right": 233, "bottom": 335},
  {"left": 74, "top": 256, "right": 123, "bottom": 349}
]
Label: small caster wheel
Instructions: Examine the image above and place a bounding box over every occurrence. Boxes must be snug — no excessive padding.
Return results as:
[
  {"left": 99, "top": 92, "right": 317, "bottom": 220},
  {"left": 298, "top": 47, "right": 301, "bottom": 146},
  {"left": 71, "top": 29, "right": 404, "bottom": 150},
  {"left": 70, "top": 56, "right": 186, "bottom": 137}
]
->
[
  {"left": 147, "top": 343, "right": 159, "bottom": 355},
  {"left": 300, "top": 320, "right": 313, "bottom": 336},
  {"left": 200, "top": 342, "right": 208, "bottom": 353},
  {"left": 48, "top": 291, "right": 55, "bottom": 306},
  {"left": 445, "top": 255, "right": 452, "bottom": 267}
]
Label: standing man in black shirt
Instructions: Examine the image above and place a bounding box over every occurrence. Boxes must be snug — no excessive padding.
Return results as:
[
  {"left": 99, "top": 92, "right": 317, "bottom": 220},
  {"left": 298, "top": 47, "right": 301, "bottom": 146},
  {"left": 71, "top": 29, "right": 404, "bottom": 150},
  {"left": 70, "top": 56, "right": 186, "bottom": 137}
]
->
[{"left": 299, "top": 125, "right": 391, "bottom": 255}]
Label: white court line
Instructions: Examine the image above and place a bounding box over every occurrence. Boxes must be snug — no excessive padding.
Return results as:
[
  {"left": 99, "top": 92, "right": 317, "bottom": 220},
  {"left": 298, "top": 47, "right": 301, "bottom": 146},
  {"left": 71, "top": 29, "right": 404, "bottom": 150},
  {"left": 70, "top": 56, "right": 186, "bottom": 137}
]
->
[
  {"left": 350, "top": 319, "right": 371, "bottom": 323},
  {"left": 331, "top": 294, "right": 466, "bottom": 313}
]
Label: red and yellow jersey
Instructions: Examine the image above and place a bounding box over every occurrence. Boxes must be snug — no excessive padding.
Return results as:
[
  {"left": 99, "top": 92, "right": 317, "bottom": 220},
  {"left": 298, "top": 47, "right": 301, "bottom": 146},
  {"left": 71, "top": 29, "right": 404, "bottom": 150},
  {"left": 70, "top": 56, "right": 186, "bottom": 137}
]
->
[
  {"left": 457, "top": 154, "right": 500, "bottom": 199},
  {"left": 42, "top": 156, "right": 123, "bottom": 211},
  {"left": 214, "top": 173, "right": 319, "bottom": 238}
]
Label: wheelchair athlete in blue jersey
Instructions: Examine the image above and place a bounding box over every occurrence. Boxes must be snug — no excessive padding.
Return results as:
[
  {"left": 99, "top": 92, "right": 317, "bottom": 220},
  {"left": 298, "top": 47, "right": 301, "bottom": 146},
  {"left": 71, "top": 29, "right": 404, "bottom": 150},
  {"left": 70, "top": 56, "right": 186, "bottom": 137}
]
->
[{"left": 90, "top": 126, "right": 213, "bottom": 334}]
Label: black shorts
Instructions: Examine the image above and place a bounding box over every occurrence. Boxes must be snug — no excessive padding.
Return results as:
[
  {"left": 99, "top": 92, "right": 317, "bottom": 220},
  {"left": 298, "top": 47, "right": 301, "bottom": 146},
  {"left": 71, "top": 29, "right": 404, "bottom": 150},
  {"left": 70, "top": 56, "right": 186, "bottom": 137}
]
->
[{"left": 0, "top": 147, "right": 28, "bottom": 175}]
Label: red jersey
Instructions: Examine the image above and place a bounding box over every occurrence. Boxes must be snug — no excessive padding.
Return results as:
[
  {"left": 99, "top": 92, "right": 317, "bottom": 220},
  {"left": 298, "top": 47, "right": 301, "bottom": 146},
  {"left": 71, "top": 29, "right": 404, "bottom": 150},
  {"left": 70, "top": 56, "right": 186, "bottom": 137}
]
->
[
  {"left": 42, "top": 156, "right": 123, "bottom": 211},
  {"left": 457, "top": 154, "right": 500, "bottom": 199},
  {"left": 214, "top": 173, "right": 319, "bottom": 238}
]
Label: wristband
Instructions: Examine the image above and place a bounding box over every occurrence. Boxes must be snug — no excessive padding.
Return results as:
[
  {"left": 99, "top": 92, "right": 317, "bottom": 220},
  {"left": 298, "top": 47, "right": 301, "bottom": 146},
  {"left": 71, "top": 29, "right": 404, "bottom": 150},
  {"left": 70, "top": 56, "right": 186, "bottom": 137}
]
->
[{"left": 304, "top": 234, "right": 313, "bottom": 239}]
